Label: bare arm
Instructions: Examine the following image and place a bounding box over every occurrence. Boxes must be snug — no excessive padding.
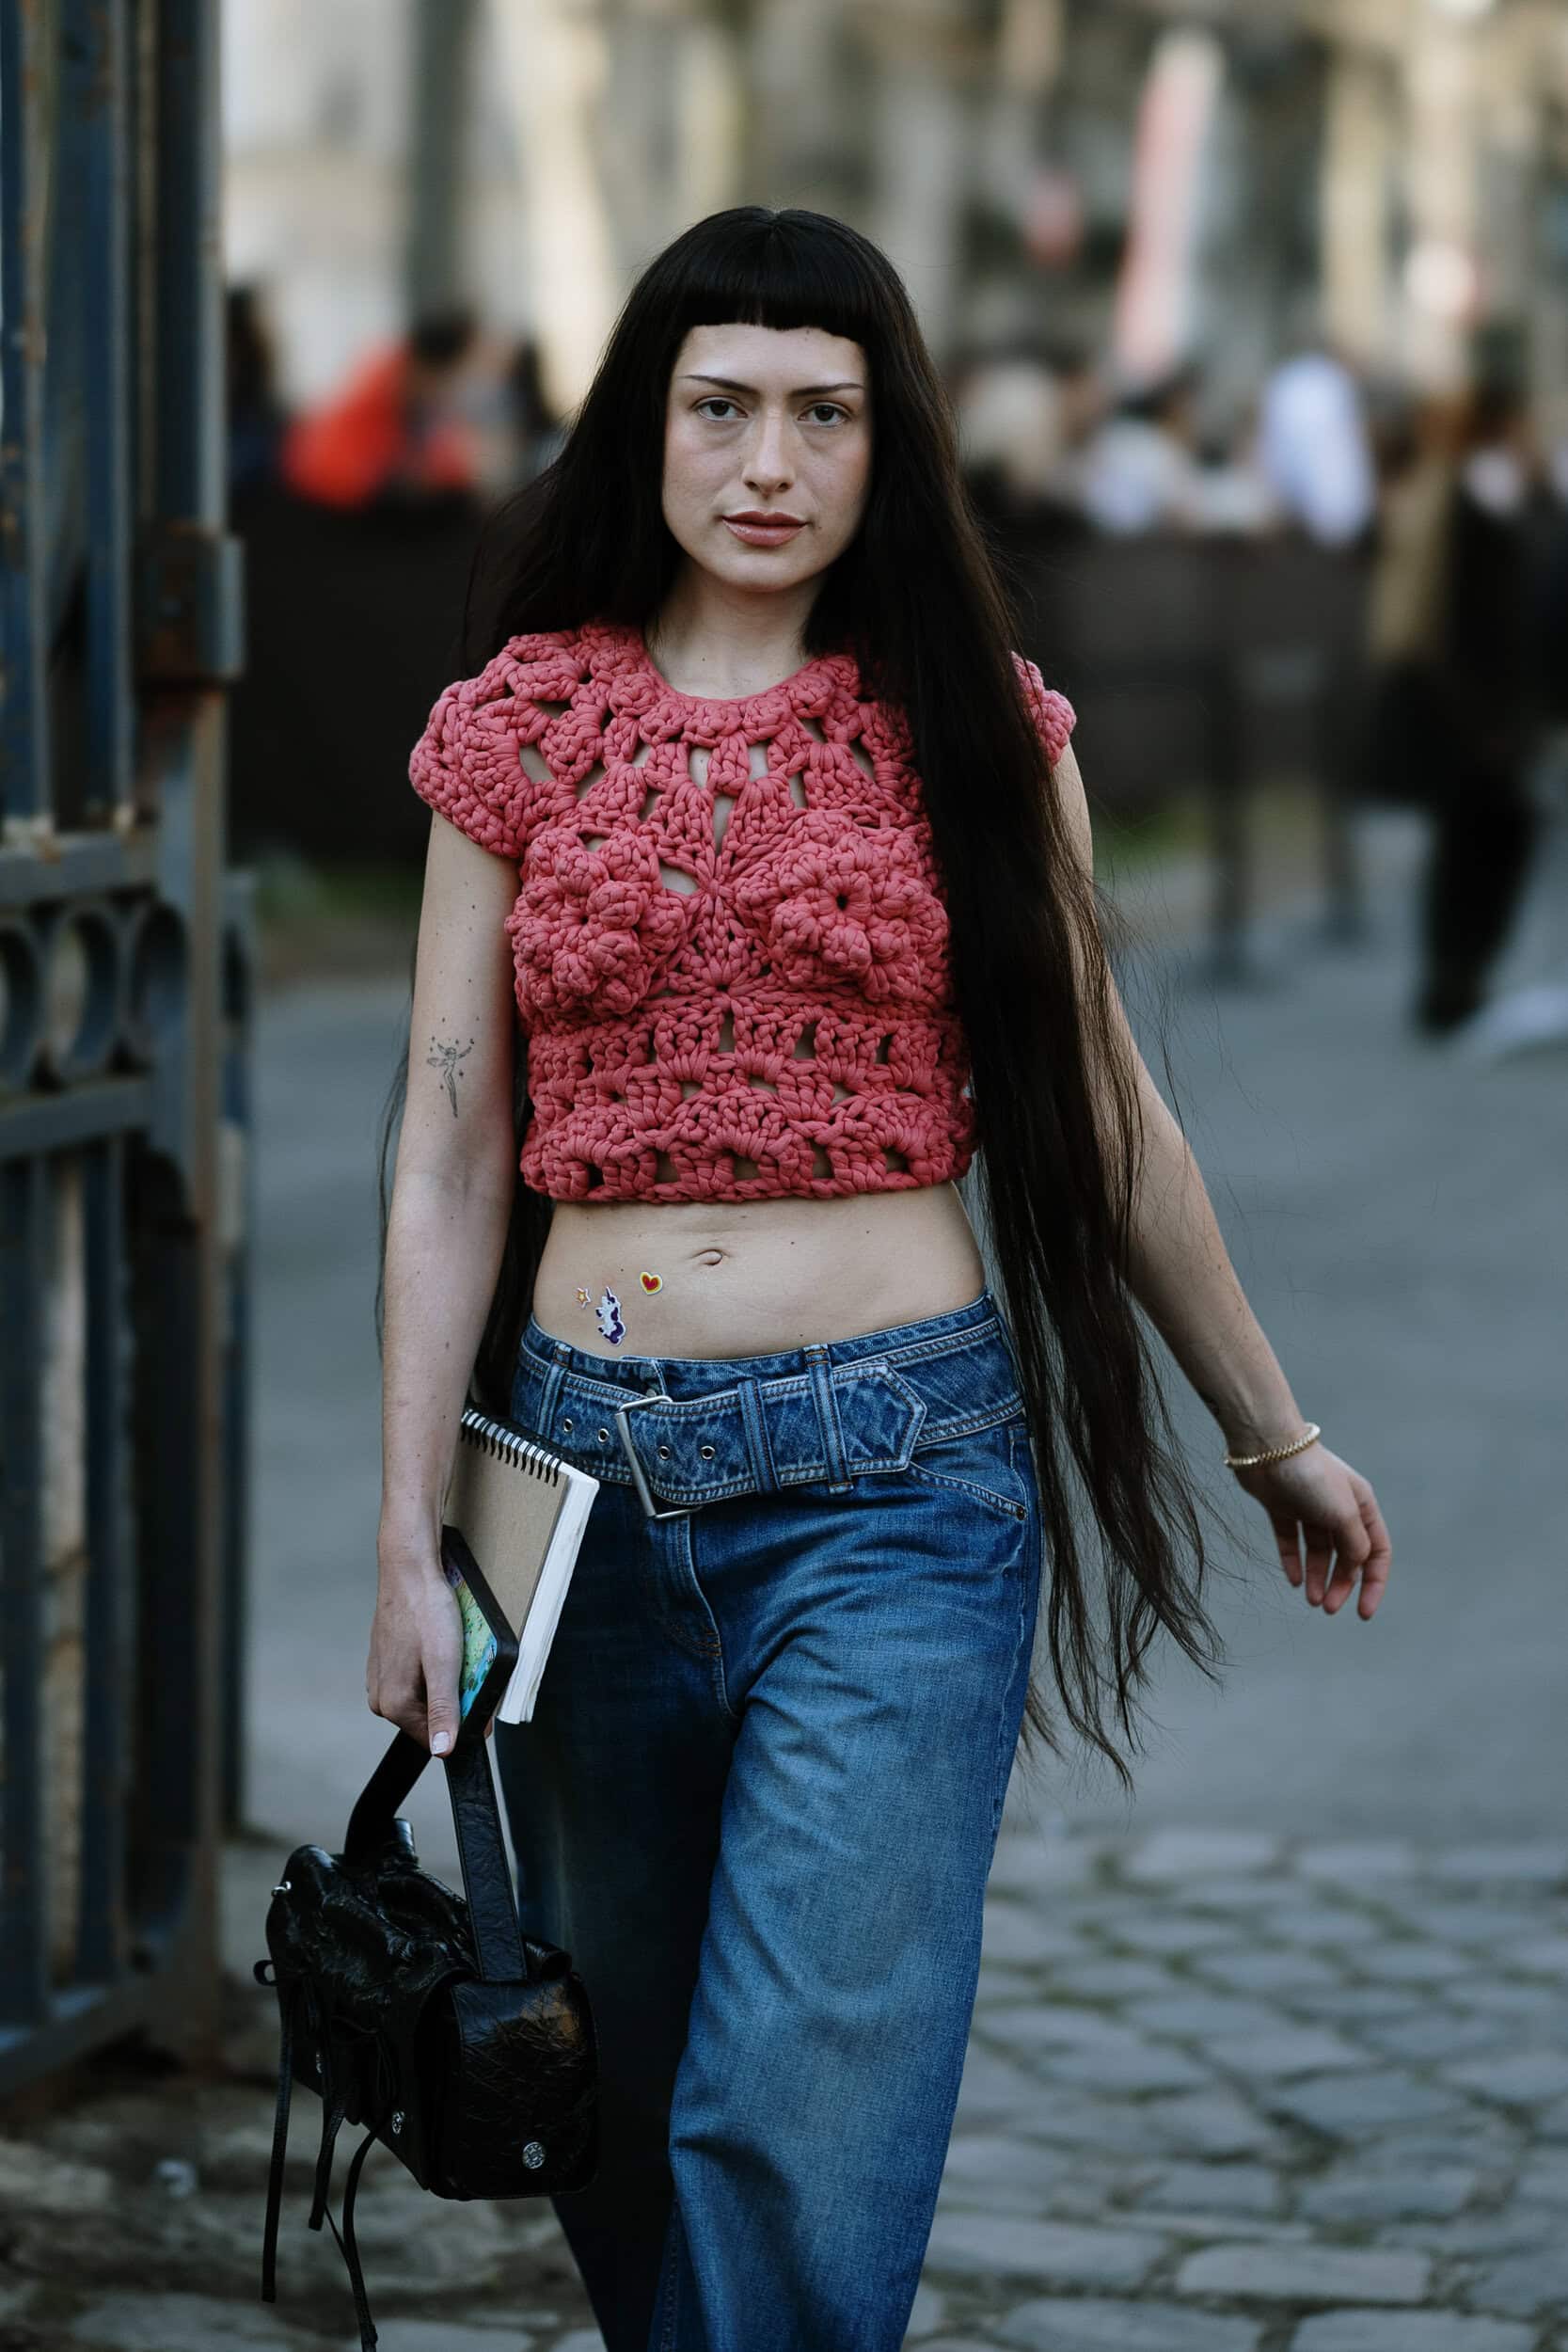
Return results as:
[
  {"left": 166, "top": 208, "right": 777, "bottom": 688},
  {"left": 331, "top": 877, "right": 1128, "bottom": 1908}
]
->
[
  {"left": 1047, "top": 739, "right": 1392, "bottom": 1617},
  {"left": 370, "top": 809, "right": 524, "bottom": 1750}
]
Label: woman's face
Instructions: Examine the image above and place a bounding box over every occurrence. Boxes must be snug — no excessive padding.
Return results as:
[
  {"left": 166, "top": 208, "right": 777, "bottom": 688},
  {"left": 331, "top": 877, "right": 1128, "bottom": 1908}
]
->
[{"left": 661, "top": 322, "right": 873, "bottom": 596}]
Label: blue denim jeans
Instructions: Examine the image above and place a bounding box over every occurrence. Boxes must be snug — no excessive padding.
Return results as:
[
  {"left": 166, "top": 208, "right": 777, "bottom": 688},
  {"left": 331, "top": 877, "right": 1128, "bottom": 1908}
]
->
[{"left": 492, "top": 1285, "right": 1043, "bottom": 2352}]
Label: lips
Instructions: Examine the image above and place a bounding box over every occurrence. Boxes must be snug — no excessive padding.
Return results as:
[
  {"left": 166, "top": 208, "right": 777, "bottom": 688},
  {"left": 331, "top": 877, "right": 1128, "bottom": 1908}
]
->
[{"left": 724, "top": 514, "right": 805, "bottom": 546}]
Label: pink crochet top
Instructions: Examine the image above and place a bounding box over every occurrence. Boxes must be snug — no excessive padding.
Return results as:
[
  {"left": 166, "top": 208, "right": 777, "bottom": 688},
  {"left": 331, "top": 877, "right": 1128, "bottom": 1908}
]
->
[{"left": 408, "top": 617, "right": 1075, "bottom": 1204}]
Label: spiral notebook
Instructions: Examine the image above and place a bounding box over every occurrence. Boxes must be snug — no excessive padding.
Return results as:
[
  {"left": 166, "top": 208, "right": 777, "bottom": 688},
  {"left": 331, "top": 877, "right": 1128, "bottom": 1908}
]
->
[{"left": 439, "top": 1405, "right": 600, "bottom": 1724}]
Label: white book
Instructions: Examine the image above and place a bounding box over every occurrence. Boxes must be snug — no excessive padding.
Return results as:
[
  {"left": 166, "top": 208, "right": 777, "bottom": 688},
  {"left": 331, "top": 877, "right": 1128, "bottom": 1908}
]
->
[{"left": 440, "top": 1404, "right": 600, "bottom": 1724}]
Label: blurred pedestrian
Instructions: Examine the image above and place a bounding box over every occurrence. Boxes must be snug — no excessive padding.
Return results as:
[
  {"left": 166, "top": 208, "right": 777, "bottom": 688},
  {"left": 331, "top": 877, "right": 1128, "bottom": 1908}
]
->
[
  {"left": 1076, "top": 361, "right": 1206, "bottom": 535},
  {"left": 1366, "top": 378, "right": 1544, "bottom": 1034},
  {"left": 1191, "top": 399, "right": 1276, "bottom": 538},
  {"left": 1258, "top": 334, "right": 1376, "bottom": 552},
  {"left": 226, "top": 283, "right": 287, "bottom": 497},
  {"left": 280, "top": 307, "right": 484, "bottom": 512},
  {"left": 958, "top": 341, "right": 1103, "bottom": 548},
  {"left": 958, "top": 348, "right": 1069, "bottom": 517}
]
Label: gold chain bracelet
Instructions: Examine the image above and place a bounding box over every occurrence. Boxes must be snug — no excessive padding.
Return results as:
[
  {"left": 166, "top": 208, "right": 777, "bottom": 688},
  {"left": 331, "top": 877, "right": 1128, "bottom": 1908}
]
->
[{"left": 1224, "top": 1422, "right": 1322, "bottom": 1471}]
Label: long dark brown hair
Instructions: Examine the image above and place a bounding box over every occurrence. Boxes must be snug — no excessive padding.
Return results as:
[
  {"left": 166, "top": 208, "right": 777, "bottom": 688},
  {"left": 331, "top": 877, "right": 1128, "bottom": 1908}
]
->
[{"left": 377, "top": 206, "right": 1232, "bottom": 1793}]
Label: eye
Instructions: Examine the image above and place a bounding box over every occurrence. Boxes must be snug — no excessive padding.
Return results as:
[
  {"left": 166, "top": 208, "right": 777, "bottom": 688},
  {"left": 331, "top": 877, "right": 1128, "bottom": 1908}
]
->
[{"left": 693, "top": 397, "right": 851, "bottom": 427}]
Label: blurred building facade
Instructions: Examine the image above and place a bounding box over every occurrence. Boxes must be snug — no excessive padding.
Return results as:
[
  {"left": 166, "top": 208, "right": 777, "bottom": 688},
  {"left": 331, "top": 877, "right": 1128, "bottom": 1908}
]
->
[{"left": 224, "top": 0, "right": 1568, "bottom": 434}]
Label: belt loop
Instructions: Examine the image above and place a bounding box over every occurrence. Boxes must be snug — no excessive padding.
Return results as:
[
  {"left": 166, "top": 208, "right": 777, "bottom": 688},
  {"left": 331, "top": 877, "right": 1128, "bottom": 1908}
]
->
[
  {"left": 736, "top": 1376, "right": 781, "bottom": 1496},
  {"left": 539, "top": 1358, "right": 565, "bottom": 1428},
  {"left": 804, "top": 1346, "right": 852, "bottom": 1492}
]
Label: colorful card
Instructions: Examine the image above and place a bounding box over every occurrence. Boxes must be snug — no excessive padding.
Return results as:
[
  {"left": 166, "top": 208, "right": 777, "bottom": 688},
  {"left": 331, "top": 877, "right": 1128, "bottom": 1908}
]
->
[{"left": 442, "top": 1552, "right": 499, "bottom": 1721}]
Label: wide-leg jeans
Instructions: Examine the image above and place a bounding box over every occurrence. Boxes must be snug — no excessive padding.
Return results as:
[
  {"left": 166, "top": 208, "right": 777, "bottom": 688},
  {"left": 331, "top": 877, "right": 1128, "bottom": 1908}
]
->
[{"left": 492, "top": 1285, "right": 1044, "bottom": 2352}]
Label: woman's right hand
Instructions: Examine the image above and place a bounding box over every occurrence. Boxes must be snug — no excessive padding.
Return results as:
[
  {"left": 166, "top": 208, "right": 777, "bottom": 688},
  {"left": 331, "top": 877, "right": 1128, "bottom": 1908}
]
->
[{"left": 367, "top": 1548, "right": 488, "bottom": 1753}]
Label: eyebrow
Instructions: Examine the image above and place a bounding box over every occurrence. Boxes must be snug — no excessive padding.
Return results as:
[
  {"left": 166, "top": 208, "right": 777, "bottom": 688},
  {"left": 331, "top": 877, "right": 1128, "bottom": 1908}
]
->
[{"left": 678, "top": 373, "right": 865, "bottom": 397}]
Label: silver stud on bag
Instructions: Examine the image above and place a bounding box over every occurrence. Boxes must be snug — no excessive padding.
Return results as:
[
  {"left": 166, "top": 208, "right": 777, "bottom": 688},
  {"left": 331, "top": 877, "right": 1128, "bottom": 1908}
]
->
[
  {"left": 522, "top": 2139, "right": 546, "bottom": 2169},
  {"left": 271, "top": 1881, "right": 292, "bottom": 1895},
  {"left": 390, "top": 2110, "right": 404, "bottom": 2135}
]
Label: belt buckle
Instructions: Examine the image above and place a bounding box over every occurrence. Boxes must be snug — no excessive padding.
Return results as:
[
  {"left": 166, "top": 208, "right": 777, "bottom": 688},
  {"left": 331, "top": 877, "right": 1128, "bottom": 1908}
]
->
[{"left": 613, "top": 1391, "right": 694, "bottom": 1520}]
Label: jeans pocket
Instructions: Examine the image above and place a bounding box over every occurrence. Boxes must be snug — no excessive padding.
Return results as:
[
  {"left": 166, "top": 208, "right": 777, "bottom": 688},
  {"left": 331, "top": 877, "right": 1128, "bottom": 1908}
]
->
[{"left": 903, "top": 1415, "right": 1032, "bottom": 1526}]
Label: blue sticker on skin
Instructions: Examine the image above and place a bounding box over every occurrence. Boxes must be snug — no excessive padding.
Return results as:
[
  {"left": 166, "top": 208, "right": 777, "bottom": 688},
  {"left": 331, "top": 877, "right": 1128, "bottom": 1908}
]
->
[{"left": 594, "top": 1286, "right": 626, "bottom": 1345}]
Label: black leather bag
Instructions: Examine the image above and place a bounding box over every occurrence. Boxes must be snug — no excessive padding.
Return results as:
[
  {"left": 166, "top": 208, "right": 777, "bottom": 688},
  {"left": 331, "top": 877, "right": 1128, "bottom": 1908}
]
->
[{"left": 253, "top": 1719, "right": 597, "bottom": 2347}]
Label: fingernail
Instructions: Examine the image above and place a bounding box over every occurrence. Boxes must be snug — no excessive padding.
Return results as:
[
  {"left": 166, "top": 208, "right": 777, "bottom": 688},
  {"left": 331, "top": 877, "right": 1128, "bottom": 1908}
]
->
[{"left": 432, "top": 1731, "right": 451, "bottom": 1756}]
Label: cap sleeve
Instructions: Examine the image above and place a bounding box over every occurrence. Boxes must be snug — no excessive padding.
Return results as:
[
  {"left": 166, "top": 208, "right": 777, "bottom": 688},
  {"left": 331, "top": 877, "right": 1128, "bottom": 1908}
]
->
[
  {"left": 1011, "top": 651, "right": 1077, "bottom": 770},
  {"left": 409, "top": 649, "right": 531, "bottom": 861}
]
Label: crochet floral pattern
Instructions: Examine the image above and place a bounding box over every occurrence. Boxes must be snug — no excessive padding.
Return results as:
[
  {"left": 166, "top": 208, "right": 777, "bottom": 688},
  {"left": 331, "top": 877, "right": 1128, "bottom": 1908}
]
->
[
  {"left": 506, "top": 823, "right": 689, "bottom": 1020},
  {"left": 733, "top": 810, "right": 950, "bottom": 1003},
  {"left": 408, "top": 619, "right": 1074, "bottom": 1204}
]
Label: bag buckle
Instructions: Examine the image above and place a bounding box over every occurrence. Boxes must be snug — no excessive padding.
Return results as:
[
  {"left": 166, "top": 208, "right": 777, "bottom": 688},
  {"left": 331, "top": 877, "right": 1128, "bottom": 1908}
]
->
[{"left": 613, "top": 1391, "right": 694, "bottom": 1520}]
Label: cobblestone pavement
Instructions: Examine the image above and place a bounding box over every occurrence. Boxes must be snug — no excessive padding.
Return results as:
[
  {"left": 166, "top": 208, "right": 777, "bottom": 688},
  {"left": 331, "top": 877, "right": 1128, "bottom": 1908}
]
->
[
  {"left": 4, "top": 1814, "right": 1568, "bottom": 2350},
  {"left": 924, "top": 1812, "right": 1568, "bottom": 2352}
]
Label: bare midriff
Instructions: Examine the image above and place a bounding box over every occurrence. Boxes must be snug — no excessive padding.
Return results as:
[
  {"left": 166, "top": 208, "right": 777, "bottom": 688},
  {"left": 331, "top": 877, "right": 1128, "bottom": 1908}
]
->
[{"left": 530, "top": 1181, "right": 988, "bottom": 1361}]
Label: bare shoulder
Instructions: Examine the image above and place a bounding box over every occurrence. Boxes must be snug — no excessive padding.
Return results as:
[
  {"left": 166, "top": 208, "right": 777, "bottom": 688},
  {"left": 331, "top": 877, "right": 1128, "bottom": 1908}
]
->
[
  {"left": 1010, "top": 650, "right": 1078, "bottom": 768},
  {"left": 420, "top": 800, "right": 525, "bottom": 920}
]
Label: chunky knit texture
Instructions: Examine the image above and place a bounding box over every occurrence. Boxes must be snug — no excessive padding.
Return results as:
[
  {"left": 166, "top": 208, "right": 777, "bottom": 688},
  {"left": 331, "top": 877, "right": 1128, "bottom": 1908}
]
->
[{"left": 409, "top": 617, "right": 1075, "bottom": 1204}]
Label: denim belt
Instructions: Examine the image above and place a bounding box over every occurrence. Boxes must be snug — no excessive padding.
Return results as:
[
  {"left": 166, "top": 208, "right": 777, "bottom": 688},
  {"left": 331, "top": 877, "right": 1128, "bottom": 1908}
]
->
[{"left": 512, "top": 1309, "right": 1026, "bottom": 1520}]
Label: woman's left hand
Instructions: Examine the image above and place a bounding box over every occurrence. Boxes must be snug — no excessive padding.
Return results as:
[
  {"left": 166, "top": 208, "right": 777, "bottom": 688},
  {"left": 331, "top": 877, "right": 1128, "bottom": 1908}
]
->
[{"left": 1229, "top": 1443, "right": 1392, "bottom": 1620}]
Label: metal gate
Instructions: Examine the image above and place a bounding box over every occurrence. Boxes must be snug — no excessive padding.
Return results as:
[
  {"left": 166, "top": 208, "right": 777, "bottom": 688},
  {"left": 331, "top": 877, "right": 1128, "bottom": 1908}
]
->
[{"left": 0, "top": 0, "right": 249, "bottom": 2093}]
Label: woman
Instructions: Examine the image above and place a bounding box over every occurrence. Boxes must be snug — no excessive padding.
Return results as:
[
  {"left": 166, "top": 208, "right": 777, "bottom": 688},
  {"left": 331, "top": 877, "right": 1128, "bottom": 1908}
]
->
[{"left": 371, "top": 209, "right": 1391, "bottom": 2352}]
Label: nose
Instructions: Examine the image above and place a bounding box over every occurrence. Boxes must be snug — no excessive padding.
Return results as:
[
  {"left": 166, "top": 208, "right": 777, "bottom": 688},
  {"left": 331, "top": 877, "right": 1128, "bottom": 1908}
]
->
[{"left": 742, "top": 407, "right": 794, "bottom": 495}]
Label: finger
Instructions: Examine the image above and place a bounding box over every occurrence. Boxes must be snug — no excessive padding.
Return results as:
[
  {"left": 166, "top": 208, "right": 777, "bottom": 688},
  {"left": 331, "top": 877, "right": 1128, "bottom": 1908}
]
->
[
  {"left": 1302, "top": 1527, "right": 1335, "bottom": 1607},
  {"left": 372, "top": 1680, "right": 420, "bottom": 1731},
  {"left": 1271, "top": 1512, "right": 1304, "bottom": 1586},
  {"left": 1321, "top": 1545, "right": 1358, "bottom": 1613},
  {"left": 398, "top": 1693, "right": 430, "bottom": 1745},
  {"left": 1321, "top": 1506, "right": 1371, "bottom": 1615},
  {"left": 421, "top": 1656, "right": 462, "bottom": 1758},
  {"left": 1353, "top": 1488, "right": 1394, "bottom": 1620},
  {"left": 421, "top": 1588, "right": 464, "bottom": 1754}
]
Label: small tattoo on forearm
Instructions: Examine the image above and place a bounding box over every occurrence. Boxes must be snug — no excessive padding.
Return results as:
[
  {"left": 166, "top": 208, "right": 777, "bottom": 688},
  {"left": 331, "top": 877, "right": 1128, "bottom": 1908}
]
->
[{"left": 427, "top": 1035, "right": 474, "bottom": 1117}]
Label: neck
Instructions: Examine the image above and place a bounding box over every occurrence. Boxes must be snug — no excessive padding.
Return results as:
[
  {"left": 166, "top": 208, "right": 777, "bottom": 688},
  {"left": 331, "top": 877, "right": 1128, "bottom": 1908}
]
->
[{"left": 644, "top": 567, "right": 822, "bottom": 699}]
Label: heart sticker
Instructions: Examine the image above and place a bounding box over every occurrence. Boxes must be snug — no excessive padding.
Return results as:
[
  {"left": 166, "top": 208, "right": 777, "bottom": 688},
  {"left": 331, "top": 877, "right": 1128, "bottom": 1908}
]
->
[{"left": 639, "top": 1270, "right": 663, "bottom": 1293}]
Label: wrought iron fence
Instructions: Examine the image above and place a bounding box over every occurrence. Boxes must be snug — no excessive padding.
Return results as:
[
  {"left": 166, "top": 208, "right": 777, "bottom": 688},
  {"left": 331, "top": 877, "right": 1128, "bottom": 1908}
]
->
[{"left": 0, "top": 0, "right": 247, "bottom": 2095}]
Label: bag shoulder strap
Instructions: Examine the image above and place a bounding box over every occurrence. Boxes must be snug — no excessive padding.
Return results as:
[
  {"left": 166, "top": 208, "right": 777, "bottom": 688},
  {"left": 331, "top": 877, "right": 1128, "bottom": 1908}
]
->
[
  {"left": 343, "top": 1726, "right": 428, "bottom": 1858},
  {"left": 342, "top": 1724, "right": 526, "bottom": 1983},
  {"left": 441, "top": 1724, "right": 528, "bottom": 1981}
]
